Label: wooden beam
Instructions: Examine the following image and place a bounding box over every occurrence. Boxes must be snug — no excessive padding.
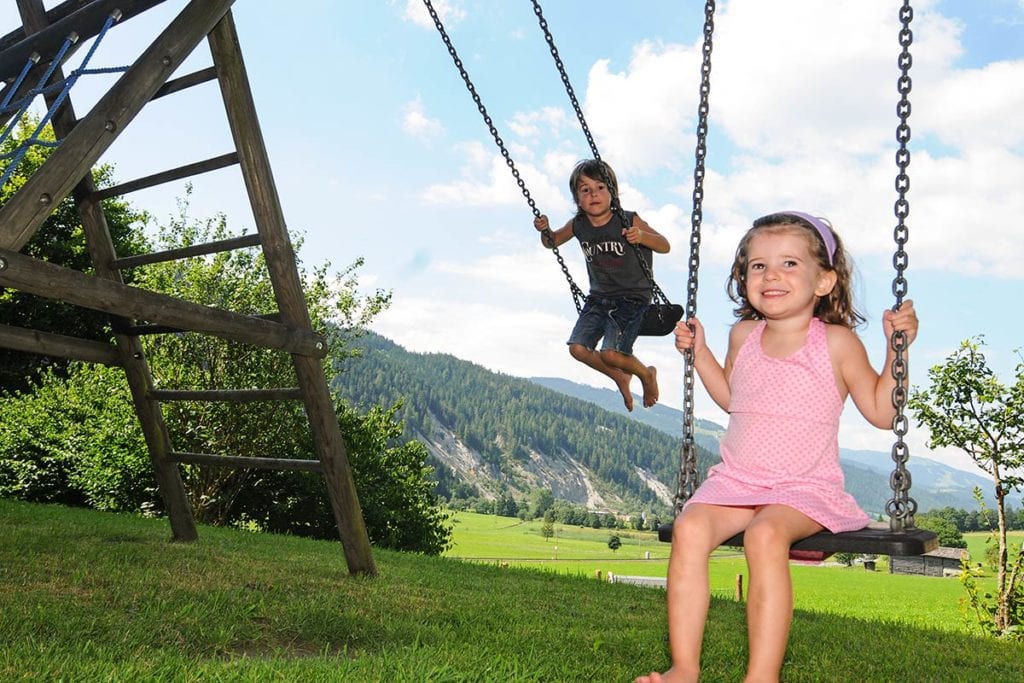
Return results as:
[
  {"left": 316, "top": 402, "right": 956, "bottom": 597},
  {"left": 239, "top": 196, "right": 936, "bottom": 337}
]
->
[
  {"left": 209, "top": 12, "right": 376, "bottom": 577},
  {"left": 0, "top": 248, "right": 327, "bottom": 358},
  {"left": 0, "top": 0, "right": 235, "bottom": 251},
  {"left": 92, "top": 152, "right": 239, "bottom": 202},
  {"left": 0, "top": 0, "right": 168, "bottom": 83},
  {"left": 116, "top": 323, "right": 183, "bottom": 336},
  {"left": 150, "top": 388, "right": 303, "bottom": 402},
  {"left": 168, "top": 452, "right": 323, "bottom": 473},
  {"left": 0, "top": 322, "right": 120, "bottom": 365}
]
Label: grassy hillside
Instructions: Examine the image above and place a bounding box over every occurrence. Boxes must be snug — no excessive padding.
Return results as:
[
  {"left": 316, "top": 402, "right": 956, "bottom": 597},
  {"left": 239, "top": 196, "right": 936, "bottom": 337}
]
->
[{"left": 3, "top": 500, "right": 1022, "bottom": 681}]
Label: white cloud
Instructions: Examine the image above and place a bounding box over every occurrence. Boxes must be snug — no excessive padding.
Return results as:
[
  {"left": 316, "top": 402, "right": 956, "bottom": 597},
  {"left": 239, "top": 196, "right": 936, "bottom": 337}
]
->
[
  {"left": 402, "top": 0, "right": 465, "bottom": 29},
  {"left": 508, "top": 106, "right": 569, "bottom": 140},
  {"left": 401, "top": 97, "right": 444, "bottom": 142},
  {"left": 422, "top": 142, "right": 568, "bottom": 211},
  {"left": 372, "top": 296, "right": 575, "bottom": 379},
  {"left": 584, "top": 41, "right": 699, "bottom": 175},
  {"left": 645, "top": 0, "right": 1024, "bottom": 280},
  {"left": 713, "top": 1, "right": 902, "bottom": 157},
  {"left": 920, "top": 60, "right": 1024, "bottom": 150}
]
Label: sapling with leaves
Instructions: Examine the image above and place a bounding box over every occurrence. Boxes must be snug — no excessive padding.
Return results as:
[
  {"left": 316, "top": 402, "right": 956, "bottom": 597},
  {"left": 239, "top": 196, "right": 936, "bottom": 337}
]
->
[{"left": 909, "top": 337, "right": 1024, "bottom": 638}]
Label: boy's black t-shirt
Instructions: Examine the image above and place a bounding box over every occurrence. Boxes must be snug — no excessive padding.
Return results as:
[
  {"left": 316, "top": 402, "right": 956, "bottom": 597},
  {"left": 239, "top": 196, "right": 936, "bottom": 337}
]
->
[{"left": 572, "top": 210, "right": 653, "bottom": 301}]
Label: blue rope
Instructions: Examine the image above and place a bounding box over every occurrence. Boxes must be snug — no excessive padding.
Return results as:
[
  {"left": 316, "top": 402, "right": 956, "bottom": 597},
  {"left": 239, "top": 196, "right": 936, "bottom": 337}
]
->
[
  {"left": 0, "top": 33, "right": 76, "bottom": 148},
  {"left": 0, "top": 13, "right": 124, "bottom": 190},
  {"left": 0, "top": 54, "right": 40, "bottom": 111}
]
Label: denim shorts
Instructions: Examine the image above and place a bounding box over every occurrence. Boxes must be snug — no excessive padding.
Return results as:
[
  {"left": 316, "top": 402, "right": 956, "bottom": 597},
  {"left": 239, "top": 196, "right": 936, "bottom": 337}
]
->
[{"left": 567, "top": 296, "right": 649, "bottom": 356}]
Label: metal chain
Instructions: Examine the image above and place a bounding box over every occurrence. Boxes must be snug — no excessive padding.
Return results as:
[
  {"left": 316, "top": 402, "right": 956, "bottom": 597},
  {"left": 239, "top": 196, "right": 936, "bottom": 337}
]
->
[
  {"left": 422, "top": 0, "right": 586, "bottom": 312},
  {"left": 530, "top": 0, "right": 670, "bottom": 306},
  {"left": 887, "top": 1, "right": 917, "bottom": 531},
  {"left": 676, "top": 1, "right": 716, "bottom": 514},
  {"left": 531, "top": 0, "right": 600, "bottom": 160}
]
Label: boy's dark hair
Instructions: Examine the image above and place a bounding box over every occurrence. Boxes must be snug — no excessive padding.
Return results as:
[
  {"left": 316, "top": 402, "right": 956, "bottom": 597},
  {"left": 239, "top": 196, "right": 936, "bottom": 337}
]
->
[{"left": 569, "top": 159, "right": 618, "bottom": 212}]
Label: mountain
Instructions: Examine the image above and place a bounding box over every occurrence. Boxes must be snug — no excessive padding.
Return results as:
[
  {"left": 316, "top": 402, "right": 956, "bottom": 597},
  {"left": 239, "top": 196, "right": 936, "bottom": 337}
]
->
[
  {"left": 531, "top": 377, "right": 1021, "bottom": 514},
  {"left": 333, "top": 333, "right": 717, "bottom": 515}
]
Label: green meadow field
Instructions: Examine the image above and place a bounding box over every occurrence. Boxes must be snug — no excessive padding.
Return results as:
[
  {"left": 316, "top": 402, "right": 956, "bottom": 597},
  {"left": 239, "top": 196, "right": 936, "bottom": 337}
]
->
[
  {"left": 3, "top": 500, "right": 1022, "bottom": 681},
  {"left": 445, "top": 511, "right": 1024, "bottom": 635}
]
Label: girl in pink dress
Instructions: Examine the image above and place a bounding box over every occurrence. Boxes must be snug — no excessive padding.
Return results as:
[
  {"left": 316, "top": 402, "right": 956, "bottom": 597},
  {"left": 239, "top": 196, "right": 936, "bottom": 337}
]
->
[{"left": 636, "top": 212, "right": 919, "bottom": 683}]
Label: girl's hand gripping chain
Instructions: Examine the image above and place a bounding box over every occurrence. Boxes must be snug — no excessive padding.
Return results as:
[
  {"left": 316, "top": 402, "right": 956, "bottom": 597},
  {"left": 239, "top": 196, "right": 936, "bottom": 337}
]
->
[{"left": 674, "top": 318, "right": 706, "bottom": 356}]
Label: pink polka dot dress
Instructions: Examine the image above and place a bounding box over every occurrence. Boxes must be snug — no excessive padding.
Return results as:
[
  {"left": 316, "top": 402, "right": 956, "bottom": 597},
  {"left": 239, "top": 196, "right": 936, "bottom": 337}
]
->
[{"left": 686, "top": 318, "right": 869, "bottom": 533}]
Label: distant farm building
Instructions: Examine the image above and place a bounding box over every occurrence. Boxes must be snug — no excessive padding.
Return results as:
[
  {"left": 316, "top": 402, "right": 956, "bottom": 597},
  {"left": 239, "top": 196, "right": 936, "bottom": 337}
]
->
[{"left": 889, "top": 547, "right": 967, "bottom": 577}]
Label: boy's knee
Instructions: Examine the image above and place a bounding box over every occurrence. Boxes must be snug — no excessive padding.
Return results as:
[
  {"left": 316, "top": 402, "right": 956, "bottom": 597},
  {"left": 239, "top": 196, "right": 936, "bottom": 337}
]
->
[{"left": 599, "top": 348, "right": 624, "bottom": 366}]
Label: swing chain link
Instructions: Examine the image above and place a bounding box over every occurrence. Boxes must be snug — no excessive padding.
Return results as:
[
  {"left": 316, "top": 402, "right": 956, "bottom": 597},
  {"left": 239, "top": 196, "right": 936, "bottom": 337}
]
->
[
  {"left": 886, "top": 0, "right": 918, "bottom": 530},
  {"left": 677, "top": 0, "right": 716, "bottom": 514},
  {"left": 423, "top": 0, "right": 586, "bottom": 313}
]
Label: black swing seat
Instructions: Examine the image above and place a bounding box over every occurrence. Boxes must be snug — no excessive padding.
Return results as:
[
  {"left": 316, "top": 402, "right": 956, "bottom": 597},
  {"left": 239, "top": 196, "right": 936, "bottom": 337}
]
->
[{"left": 657, "top": 521, "right": 938, "bottom": 556}]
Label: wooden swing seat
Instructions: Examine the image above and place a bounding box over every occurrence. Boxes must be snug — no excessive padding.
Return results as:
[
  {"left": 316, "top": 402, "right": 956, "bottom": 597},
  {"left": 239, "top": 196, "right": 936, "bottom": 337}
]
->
[{"left": 657, "top": 521, "right": 939, "bottom": 557}]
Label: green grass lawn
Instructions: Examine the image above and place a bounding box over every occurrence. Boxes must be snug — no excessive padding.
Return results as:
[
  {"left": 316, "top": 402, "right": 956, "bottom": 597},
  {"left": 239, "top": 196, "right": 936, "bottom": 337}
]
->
[
  {"left": 445, "top": 511, "right": 1017, "bottom": 634},
  {"left": 2, "top": 500, "right": 1022, "bottom": 682}
]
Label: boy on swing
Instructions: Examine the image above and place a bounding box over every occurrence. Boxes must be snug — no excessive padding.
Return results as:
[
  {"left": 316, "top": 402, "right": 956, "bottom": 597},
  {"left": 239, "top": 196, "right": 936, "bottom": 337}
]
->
[{"left": 534, "top": 159, "right": 670, "bottom": 411}]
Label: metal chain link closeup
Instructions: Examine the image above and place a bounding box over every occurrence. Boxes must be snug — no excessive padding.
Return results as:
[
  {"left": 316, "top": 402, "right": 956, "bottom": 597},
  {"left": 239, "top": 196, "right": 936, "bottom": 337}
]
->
[
  {"left": 422, "top": 0, "right": 586, "bottom": 312},
  {"left": 676, "top": 1, "right": 716, "bottom": 514},
  {"left": 887, "top": 0, "right": 917, "bottom": 531}
]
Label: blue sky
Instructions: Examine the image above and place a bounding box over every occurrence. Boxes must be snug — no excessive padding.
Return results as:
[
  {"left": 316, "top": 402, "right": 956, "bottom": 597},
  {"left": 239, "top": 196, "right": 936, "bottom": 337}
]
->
[{"left": 3, "top": 1, "right": 1023, "bottom": 478}]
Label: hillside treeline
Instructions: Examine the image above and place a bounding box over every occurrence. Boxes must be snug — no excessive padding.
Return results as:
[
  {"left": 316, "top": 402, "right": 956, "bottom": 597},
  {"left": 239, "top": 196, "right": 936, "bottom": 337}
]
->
[{"left": 334, "top": 333, "right": 715, "bottom": 514}]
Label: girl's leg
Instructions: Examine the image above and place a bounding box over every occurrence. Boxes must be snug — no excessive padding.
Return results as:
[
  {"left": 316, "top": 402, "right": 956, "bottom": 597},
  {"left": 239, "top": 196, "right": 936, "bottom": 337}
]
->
[
  {"left": 569, "top": 343, "right": 634, "bottom": 410},
  {"left": 635, "top": 503, "right": 755, "bottom": 683},
  {"left": 741, "top": 505, "right": 824, "bottom": 683}
]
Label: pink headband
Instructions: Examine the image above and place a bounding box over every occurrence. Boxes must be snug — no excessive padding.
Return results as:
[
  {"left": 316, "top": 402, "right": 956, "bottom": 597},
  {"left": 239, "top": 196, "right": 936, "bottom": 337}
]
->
[{"left": 782, "top": 211, "right": 837, "bottom": 266}]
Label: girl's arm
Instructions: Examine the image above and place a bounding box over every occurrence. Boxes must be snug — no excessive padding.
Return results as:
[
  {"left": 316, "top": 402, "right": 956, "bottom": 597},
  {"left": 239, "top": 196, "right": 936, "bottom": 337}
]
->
[
  {"left": 836, "top": 300, "right": 919, "bottom": 429},
  {"left": 534, "top": 214, "right": 574, "bottom": 249},
  {"left": 674, "top": 318, "right": 753, "bottom": 412},
  {"left": 625, "top": 215, "right": 670, "bottom": 254}
]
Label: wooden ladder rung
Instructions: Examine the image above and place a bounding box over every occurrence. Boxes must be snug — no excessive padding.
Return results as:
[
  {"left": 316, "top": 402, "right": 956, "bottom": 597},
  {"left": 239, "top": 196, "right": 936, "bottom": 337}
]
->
[
  {"left": 93, "top": 152, "right": 240, "bottom": 202},
  {"left": 168, "top": 452, "right": 322, "bottom": 473},
  {"left": 151, "top": 65, "right": 217, "bottom": 101},
  {"left": 110, "top": 232, "right": 259, "bottom": 270},
  {"left": 151, "top": 388, "right": 303, "bottom": 402},
  {"left": 117, "top": 312, "right": 280, "bottom": 337}
]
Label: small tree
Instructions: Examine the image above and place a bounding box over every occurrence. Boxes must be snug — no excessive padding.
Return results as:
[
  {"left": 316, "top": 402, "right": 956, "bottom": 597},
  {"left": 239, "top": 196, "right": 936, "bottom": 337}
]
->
[
  {"left": 834, "top": 552, "right": 855, "bottom": 567},
  {"left": 916, "top": 513, "right": 967, "bottom": 548},
  {"left": 541, "top": 518, "right": 554, "bottom": 541},
  {"left": 608, "top": 535, "right": 622, "bottom": 552},
  {"left": 909, "top": 338, "right": 1024, "bottom": 638}
]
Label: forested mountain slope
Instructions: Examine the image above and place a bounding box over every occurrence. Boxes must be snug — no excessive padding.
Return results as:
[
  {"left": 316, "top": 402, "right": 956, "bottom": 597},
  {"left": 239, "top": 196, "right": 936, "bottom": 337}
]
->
[{"left": 333, "top": 333, "right": 714, "bottom": 513}]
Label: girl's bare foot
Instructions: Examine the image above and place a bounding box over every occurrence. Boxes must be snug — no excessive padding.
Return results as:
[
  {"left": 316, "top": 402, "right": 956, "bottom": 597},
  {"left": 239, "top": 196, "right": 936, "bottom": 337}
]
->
[
  {"left": 635, "top": 667, "right": 696, "bottom": 683},
  {"left": 641, "top": 365, "right": 659, "bottom": 407}
]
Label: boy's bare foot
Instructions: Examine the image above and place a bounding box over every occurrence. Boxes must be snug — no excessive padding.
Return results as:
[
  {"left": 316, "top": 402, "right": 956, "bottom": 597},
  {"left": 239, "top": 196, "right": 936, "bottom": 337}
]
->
[
  {"left": 641, "top": 365, "right": 659, "bottom": 408},
  {"left": 613, "top": 370, "right": 634, "bottom": 411}
]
